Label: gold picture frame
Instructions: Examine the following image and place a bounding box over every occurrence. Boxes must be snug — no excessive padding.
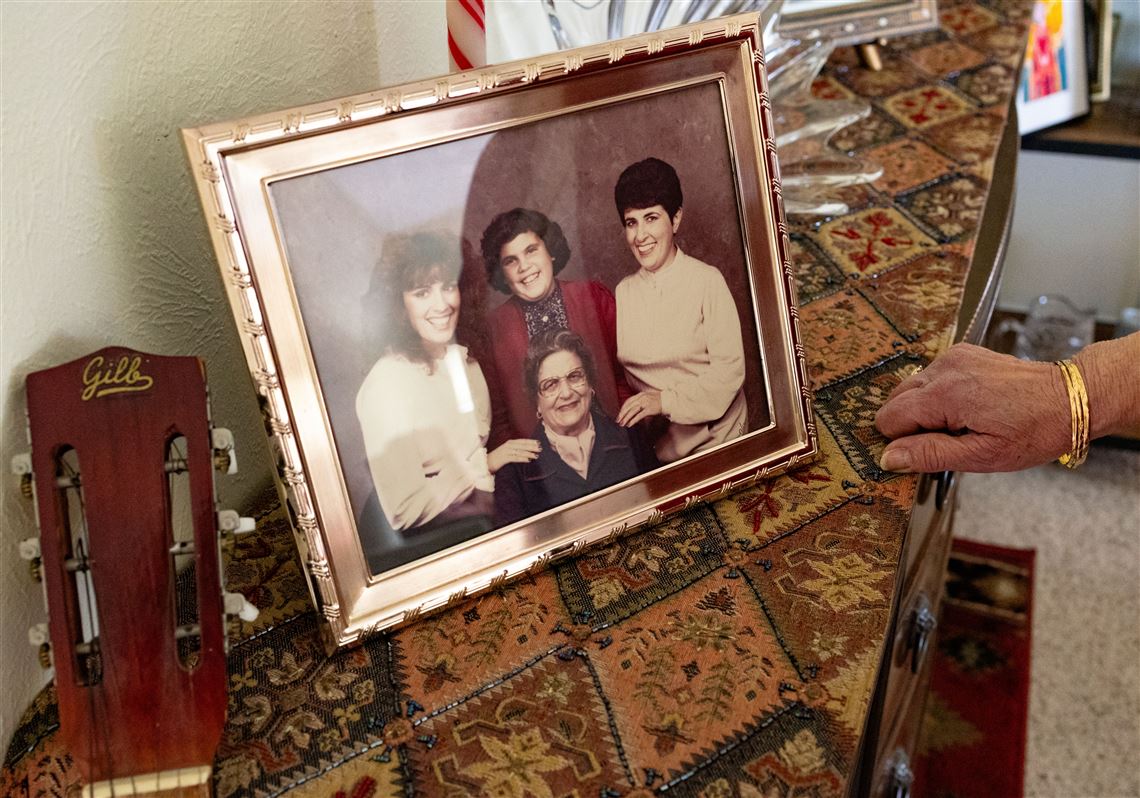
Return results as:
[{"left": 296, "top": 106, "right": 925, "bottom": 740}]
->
[
  {"left": 183, "top": 13, "right": 815, "bottom": 651},
  {"left": 778, "top": 0, "right": 939, "bottom": 47}
]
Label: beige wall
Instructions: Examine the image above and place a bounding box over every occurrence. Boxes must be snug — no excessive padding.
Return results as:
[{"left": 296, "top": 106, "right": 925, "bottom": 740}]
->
[
  {"left": 0, "top": 0, "right": 444, "bottom": 752},
  {"left": 999, "top": 151, "right": 1140, "bottom": 324},
  {"left": 998, "top": 0, "right": 1140, "bottom": 323}
]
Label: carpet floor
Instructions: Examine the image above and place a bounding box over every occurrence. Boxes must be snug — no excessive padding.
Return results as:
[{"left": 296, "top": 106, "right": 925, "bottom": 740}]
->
[
  {"left": 949, "top": 445, "right": 1140, "bottom": 798},
  {"left": 915, "top": 539, "right": 1034, "bottom": 798}
]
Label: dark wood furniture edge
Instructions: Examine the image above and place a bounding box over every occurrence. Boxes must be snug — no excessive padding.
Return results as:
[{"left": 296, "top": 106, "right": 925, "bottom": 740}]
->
[
  {"left": 958, "top": 99, "right": 1020, "bottom": 347},
  {"left": 848, "top": 97, "right": 1021, "bottom": 798}
]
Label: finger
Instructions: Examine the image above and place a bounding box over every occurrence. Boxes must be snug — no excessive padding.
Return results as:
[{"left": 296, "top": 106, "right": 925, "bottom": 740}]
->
[
  {"left": 885, "top": 369, "right": 929, "bottom": 401},
  {"left": 514, "top": 439, "right": 542, "bottom": 454},
  {"left": 880, "top": 432, "right": 1000, "bottom": 474},
  {"left": 874, "top": 382, "right": 953, "bottom": 440},
  {"left": 617, "top": 398, "right": 639, "bottom": 427}
]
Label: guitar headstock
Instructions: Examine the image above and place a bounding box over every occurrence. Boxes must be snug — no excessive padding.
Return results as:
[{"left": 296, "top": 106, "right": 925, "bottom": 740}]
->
[{"left": 13, "top": 347, "right": 256, "bottom": 795}]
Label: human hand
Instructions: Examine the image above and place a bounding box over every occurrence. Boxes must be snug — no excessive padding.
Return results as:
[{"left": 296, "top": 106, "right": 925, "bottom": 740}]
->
[
  {"left": 874, "top": 343, "right": 1071, "bottom": 473},
  {"left": 487, "top": 439, "right": 542, "bottom": 474},
  {"left": 617, "top": 390, "right": 663, "bottom": 427}
]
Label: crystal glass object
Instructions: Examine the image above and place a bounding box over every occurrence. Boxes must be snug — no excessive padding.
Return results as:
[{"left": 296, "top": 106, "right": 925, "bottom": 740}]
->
[
  {"left": 541, "top": 0, "right": 882, "bottom": 215},
  {"left": 542, "top": 0, "right": 779, "bottom": 48},
  {"left": 989, "top": 295, "right": 1095, "bottom": 361}
]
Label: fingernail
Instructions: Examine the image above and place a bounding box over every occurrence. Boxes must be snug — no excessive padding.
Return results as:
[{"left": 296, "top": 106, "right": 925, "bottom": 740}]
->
[{"left": 880, "top": 447, "right": 912, "bottom": 473}]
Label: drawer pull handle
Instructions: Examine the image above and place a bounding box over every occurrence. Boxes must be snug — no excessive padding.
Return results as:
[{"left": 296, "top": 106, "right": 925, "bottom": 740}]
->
[
  {"left": 888, "top": 754, "right": 914, "bottom": 798},
  {"left": 910, "top": 598, "right": 937, "bottom": 674},
  {"left": 935, "top": 470, "right": 956, "bottom": 511}
]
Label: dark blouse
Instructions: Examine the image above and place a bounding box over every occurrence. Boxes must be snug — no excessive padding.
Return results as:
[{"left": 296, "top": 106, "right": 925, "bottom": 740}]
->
[{"left": 493, "top": 410, "right": 659, "bottom": 527}]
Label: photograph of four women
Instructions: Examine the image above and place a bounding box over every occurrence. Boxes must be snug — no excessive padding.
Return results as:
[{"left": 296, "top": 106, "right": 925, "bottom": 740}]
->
[{"left": 354, "top": 157, "right": 752, "bottom": 552}]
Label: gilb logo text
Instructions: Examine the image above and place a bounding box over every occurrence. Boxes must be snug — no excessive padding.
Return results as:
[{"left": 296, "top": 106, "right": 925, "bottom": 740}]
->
[{"left": 81, "top": 355, "right": 154, "bottom": 401}]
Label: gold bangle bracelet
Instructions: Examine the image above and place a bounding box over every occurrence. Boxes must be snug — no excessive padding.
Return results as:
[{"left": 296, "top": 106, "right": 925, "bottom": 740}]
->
[{"left": 1055, "top": 359, "right": 1089, "bottom": 469}]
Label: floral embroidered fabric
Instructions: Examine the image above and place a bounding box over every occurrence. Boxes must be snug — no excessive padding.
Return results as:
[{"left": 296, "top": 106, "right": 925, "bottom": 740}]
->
[{"left": 522, "top": 280, "right": 570, "bottom": 338}]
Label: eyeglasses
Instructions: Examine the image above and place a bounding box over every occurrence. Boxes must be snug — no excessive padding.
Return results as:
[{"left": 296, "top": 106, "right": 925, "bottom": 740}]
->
[{"left": 537, "top": 368, "right": 588, "bottom": 398}]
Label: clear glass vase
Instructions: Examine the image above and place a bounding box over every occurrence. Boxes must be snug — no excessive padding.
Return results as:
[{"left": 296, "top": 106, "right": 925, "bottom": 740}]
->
[{"left": 540, "top": 0, "right": 881, "bottom": 215}]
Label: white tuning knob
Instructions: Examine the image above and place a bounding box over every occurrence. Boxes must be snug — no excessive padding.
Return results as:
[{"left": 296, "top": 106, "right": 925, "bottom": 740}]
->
[
  {"left": 211, "top": 428, "right": 238, "bottom": 475},
  {"left": 223, "top": 592, "right": 260, "bottom": 622},
  {"left": 28, "top": 623, "right": 49, "bottom": 646},
  {"left": 19, "top": 538, "right": 41, "bottom": 561},
  {"left": 11, "top": 453, "right": 33, "bottom": 499},
  {"left": 217, "top": 510, "right": 255, "bottom": 535}
]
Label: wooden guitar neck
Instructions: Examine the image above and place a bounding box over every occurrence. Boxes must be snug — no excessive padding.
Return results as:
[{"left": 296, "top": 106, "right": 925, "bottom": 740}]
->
[{"left": 17, "top": 347, "right": 249, "bottom": 796}]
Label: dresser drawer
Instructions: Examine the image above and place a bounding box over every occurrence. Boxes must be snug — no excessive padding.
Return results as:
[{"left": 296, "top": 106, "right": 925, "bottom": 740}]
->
[
  {"left": 899, "top": 471, "right": 956, "bottom": 598},
  {"left": 869, "top": 518, "right": 950, "bottom": 796},
  {"left": 875, "top": 492, "right": 956, "bottom": 763},
  {"left": 871, "top": 680, "right": 930, "bottom": 798}
]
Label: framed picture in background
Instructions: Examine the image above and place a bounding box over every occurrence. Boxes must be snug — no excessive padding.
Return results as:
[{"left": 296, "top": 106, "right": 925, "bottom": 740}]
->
[
  {"left": 1017, "top": 0, "right": 1089, "bottom": 134},
  {"left": 183, "top": 14, "right": 815, "bottom": 649}
]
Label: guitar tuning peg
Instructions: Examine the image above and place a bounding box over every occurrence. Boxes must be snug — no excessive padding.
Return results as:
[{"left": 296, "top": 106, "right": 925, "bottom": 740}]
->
[
  {"left": 28, "top": 623, "right": 49, "bottom": 646},
  {"left": 223, "top": 591, "right": 260, "bottom": 622},
  {"left": 211, "top": 428, "right": 238, "bottom": 475},
  {"left": 19, "top": 537, "right": 40, "bottom": 560},
  {"left": 217, "top": 510, "right": 255, "bottom": 535},
  {"left": 19, "top": 538, "right": 42, "bottom": 583},
  {"left": 10, "top": 453, "right": 33, "bottom": 499}
]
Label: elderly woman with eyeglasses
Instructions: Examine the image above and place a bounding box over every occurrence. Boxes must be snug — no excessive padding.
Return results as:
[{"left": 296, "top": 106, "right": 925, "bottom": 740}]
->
[{"left": 493, "top": 328, "right": 657, "bottom": 526}]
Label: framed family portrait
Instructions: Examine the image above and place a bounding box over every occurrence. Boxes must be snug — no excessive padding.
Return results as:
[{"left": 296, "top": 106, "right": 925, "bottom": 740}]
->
[{"left": 184, "top": 13, "right": 815, "bottom": 649}]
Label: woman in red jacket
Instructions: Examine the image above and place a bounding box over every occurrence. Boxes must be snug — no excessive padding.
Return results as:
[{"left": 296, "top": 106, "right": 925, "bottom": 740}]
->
[{"left": 479, "top": 207, "right": 631, "bottom": 450}]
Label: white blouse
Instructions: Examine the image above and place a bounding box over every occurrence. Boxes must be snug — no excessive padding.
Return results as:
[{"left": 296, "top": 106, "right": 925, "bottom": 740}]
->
[
  {"left": 355, "top": 345, "right": 493, "bottom": 530},
  {"left": 616, "top": 248, "right": 747, "bottom": 462}
]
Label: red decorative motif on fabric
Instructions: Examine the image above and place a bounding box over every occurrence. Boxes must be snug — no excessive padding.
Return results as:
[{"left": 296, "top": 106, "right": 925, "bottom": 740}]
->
[
  {"left": 901, "top": 88, "right": 955, "bottom": 125},
  {"left": 830, "top": 211, "right": 914, "bottom": 271},
  {"left": 738, "top": 483, "right": 781, "bottom": 532},
  {"left": 335, "top": 776, "right": 377, "bottom": 798},
  {"left": 738, "top": 469, "right": 830, "bottom": 532},
  {"left": 941, "top": 4, "right": 999, "bottom": 36},
  {"left": 811, "top": 76, "right": 849, "bottom": 101},
  {"left": 744, "top": 750, "right": 844, "bottom": 795}
]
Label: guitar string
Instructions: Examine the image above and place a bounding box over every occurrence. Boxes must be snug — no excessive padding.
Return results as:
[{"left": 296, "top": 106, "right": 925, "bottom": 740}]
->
[
  {"left": 66, "top": 435, "right": 190, "bottom": 797},
  {"left": 64, "top": 453, "right": 119, "bottom": 795},
  {"left": 61, "top": 432, "right": 213, "bottom": 795},
  {"left": 168, "top": 433, "right": 216, "bottom": 798},
  {"left": 168, "top": 435, "right": 193, "bottom": 798}
]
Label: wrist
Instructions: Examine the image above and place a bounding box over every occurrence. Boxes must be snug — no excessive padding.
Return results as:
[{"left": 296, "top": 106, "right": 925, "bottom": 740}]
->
[
  {"left": 1072, "top": 334, "right": 1140, "bottom": 440},
  {"left": 1036, "top": 359, "right": 1073, "bottom": 461}
]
